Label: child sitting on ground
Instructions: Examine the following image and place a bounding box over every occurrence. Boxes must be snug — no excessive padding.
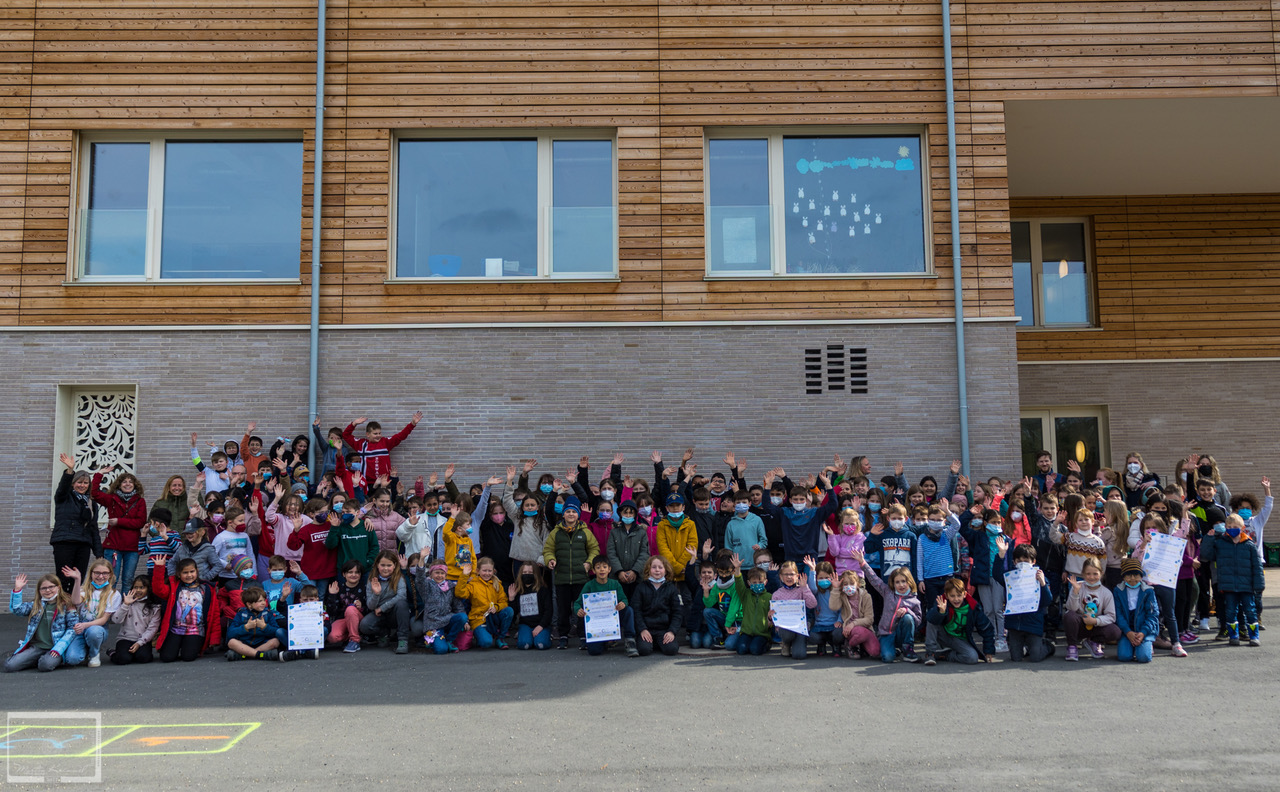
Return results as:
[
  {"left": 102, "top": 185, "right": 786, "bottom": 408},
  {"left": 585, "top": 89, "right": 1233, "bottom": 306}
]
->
[{"left": 225, "top": 587, "right": 283, "bottom": 661}]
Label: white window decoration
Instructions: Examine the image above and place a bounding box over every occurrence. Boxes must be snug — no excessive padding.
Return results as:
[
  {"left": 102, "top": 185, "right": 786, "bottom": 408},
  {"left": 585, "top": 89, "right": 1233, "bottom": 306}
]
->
[{"left": 72, "top": 391, "right": 137, "bottom": 479}]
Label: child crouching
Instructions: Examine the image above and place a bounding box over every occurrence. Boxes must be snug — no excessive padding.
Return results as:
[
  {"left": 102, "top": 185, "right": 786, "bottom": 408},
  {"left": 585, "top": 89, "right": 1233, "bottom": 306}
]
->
[{"left": 923, "top": 577, "right": 996, "bottom": 665}]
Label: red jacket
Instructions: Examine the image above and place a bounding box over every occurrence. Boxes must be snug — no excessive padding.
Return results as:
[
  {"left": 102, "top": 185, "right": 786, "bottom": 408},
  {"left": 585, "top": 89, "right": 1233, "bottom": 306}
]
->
[
  {"left": 91, "top": 473, "right": 148, "bottom": 553},
  {"left": 342, "top": 421, "right": 415, "bottom": 482},
  {"left": 287, "top": 520, "right": 339, "bottom": 581},
  {"left": 152, "top": 565, "right": 222, "bottom": 653}
]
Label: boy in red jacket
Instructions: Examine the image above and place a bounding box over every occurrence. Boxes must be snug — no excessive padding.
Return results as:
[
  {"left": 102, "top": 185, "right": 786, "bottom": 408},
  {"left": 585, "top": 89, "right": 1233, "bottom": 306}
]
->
[{"left": 342, "top": 412, "right": 422, "bottom": 482}]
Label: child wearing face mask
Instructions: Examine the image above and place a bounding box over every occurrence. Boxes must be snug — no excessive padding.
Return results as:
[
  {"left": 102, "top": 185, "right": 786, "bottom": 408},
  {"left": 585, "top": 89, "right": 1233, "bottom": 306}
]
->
[
  {"left": 762, "top": 473, "right": 838, "bottom": 566},
  {"left": 767, "top": 560, "right": 817, "bottom": 660},
  {"left": 212, "top": 507, "right": 255, "bottom": 585},
  {"left": 723, "top": 490, "right": 767, "bottom": 570},
  {"left": 914, "top": 504, "right": 961, "bottom": 609},
  {"left": 698, "top": 558, "right": 739, "bottom": 650},
  {"left": 224, "top": 587, "right": 283, "bottom": 661},
  {"left": 862, "top": 502, "right": 916, "bottom": 626},
  {"left": 1201, "top": 514, "right": 1265, "bottom": 646},
  {"left": 1113, "top": 558, "right": 1160, "bottom": 661},
  {"left": 166, "top": 519, "right": 221, "bottom": 584},
  {"left": 962, "top": 507, "right": 1009, "bottom": 654},
  {"left": 1132, "top": 512, "right": 1187, "bottom": 657},
  {"left": 923, "top": 576, "right": 996, "bottom": 666},
  {"left": 70, "top": 559, "right": 123, "bottom": 668},
  {"left": 504, "top": 473, "right": 552, "bottom": 586},
  {"left": 730, "top": 553, "right": 773, "bottom": 655},
  {"left": 831, "top": 571, "right": 878, "bottom": 660},
  {"left": 456, "top": 557, "right": 514, "bottom": 650},
  {"left": 631, "top": 492, "right": 660, "bottom": 555},
  {"left": 542, "top": 497, "right": 600, "bottom": 650},
  {"left": 443, "top": 507, "right": 481, "bottom": 583},
  {"left": 139, "top": 507, "right": 180, "bottom": 574},
  {"left": 261, "top": 556, "right": 313, "bottom": 613},
  {"left": 1058, "top": 511, "right": 1107, "bottom": 585},
  {"left": 607, "top": 501, "right": 649, "bottom": 601},
  {"left": 803, "top": 557, "right": 842, "bottom": 656},
  {"left": 994, "top": 543, "right": 1055, "bottom": 662},
  {"left": 1062, "top": 558, "right": 1120, "bottom": 660},
  {"left": 857, "top": 553, "right": 922, "bottom": 663},
  {"left": 825, "top": 507, "right": 865, "bottom": 580},
  {"left": 5, "top": 573, "right": 83, "bottom": 672},
  {"left": 325, "top": 560, "right": 368, "bottom": 653},
  {"left": 324, "top": 500, "right": 380, "bottom": 575},
  {"left": 511, "top": 561, "right": 553, "bottom": 650}
]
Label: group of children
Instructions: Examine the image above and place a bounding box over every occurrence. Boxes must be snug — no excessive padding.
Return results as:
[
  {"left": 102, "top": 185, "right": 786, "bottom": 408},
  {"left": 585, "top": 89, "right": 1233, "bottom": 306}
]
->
[{"left": 7, "top": 422, "right": 1269, "bottom": 670}]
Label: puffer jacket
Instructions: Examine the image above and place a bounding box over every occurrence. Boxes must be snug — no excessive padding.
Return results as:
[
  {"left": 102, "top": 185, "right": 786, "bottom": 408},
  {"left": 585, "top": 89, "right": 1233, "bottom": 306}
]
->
[
  {"left": 631, "top": 579, "right": 684, "bottom": 635},
  {"left": 51, "top": 471, "right": 102, "bottom": 554},
  {"left": 1201, "top": 537, "right": 1265, "bottom": 594},
  {"left": 606, "top": 523, "right": 649, "bottom": 579},
  {"left": 413, "top": 568, "right": 466, "bottom": 631},
  {"left": 503, "top": 487, "right": 549, "bottom": 564}
]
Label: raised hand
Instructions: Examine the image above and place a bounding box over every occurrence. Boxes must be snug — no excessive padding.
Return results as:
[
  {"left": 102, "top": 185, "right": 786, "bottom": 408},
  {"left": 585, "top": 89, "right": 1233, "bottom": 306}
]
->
[
  {"left": 59, "top": 453, "right": 76, "bottom": 470},
  {"left": 328, "top": 581, "right": 339, "bottom": 595},
  {"left": 936, "top": 595, "right": 947, "bottom": 610},
  {"left": 282, "top": 582, "right": 293, "bottom": 598},
  {"left": 460, "top": 561, "right": 473, "bottom": 577},
  {"left": 565, "top": 467, "right": 578, "bottom": 483},
  {"left": 506, "top": 465, "right": 517, "bottom": 482},
  {"left": 352, "top": 417, "right": 366, "bottom": 427},
  {"left": 523, "top": 459, "right": 538, "bottom": 474},
  {"left": 14, "top": 574, "right": 27, "bottom": 592},
  {"left": 950, "top": 459, "right": 962, "bottom": 474},
  {"left": 894, "top": 462, "right": 904, "bottom": 476},
  {"left": 612, "top": 452, "right": 625, "bottom": 466},
  {"left": 486, "top": 475, "right": 503, "bottom": 487},
  {"left": 681, "top": 448, "right": 694, "bottom": 463},
  {"left": 994, "top": 536, "right": 1008, "bottom": 556},
  {"left": 579, "top": 455, "right": 589, "bottom": 469},
  {"left": 444, "top": 464, "right": 455, "bottom": 481},
  {"left": 702, "top": 538, "right": 712, "bottom": 557},
  {"left": 650, "top": 450, "right": 663, "bottom": 464},
  {"left": 428, "top": 472, "right": 439, "bottom": 488},
  {"left": 623, "top": 474, "right": 634, "bottom": 488},
  {"left": 803, "top": 554, "right": 816, "bottom": 569},
  {"left": 247, "top": 421, "right": 258, "bottom": 433},
  {"left": 730, "top": 553, "right": 742, "bottom": 570},
  {"left": 190, "top": 432, "right": 198, "bottom": 447},
  {"left": 122, "top": 588, "right": 138, "bottom": 605},
  {"left": 369, "top": 577, "right": 382, "bottom": 595},
  {"left": 723, "top": 452, "right": 736, "bottom": 468},
  {"left": 1067, "top": 459, "right": 1081, "bottom": 474},
  {"left": 62, "top": 565, "right": 81, "bottom": 582},
  {"left": 313, "top": 416, "right": 321, "bottom": 427},
  {"left": 410, "top": 410, "right": 424, "bottom": 425}
]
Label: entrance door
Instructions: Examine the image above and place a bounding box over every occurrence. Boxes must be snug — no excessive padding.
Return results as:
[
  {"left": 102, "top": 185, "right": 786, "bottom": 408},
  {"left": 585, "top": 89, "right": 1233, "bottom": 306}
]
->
[{"left": 1020, "top": 407, "right": 1109, "bottom": 483}]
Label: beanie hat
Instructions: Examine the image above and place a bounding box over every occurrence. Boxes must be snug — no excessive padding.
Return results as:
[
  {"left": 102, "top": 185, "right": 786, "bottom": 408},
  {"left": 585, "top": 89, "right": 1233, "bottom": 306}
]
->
[
  {"left": 618, "top": 499, "right": 637, "bottom": 514},
  {"left": 1120, "top": 558, "right": 1143, "bottom": 577},
  {"left": 561, "top": 496, "right": 581, "bottom": 515},
  {"left": 231, "top": 555, "right": 255, "bottom": 578}
]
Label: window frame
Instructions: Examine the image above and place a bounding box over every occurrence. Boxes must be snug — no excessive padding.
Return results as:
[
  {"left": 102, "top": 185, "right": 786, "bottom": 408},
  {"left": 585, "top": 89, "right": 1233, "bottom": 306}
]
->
[
  {"left": 702, "top": 125, "right": 934, "bottom": 279},
  {"left": 1019, "top": 405, "right": 1111, "bottom": 481},
  {"left": 1010, "top": 216, "right": 1097, "bottom": 330},
  {"left": 388, "top": 130, "right": 620, "bottom": 283},
  {"left": 68, "top": 131, "right": 306, "bottom": 285}
]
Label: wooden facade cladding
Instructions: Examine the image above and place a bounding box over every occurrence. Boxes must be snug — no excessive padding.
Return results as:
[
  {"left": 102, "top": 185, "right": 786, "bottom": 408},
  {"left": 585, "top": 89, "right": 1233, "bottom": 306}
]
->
[
  {"left": 0, "top": 1, "right": 1276, "bottom": 331},
  {"left": 1013, "top": 193, "right": 1280, "bottom": 360}
]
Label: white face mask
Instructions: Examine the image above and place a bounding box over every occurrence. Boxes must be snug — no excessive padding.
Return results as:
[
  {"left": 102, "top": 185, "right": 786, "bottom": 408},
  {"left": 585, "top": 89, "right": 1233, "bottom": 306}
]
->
[
  {"left": 888, "top": 519, "right": 906, "bottom": 531},
  {"left": 790, "top": 501, "right": 808, "bottom": 510},
  {"left": 1016, "top": 561, "right": 1032, "bottom": 571},
  {"left": 1126, "top": 463, "right": 1141, "bottom": 475},
  {"left": 842, "top": 585, "right": 857, "bottom": 595},
  {"left": 1010, "top": 511, "right": 1024, "bottom": 522}
]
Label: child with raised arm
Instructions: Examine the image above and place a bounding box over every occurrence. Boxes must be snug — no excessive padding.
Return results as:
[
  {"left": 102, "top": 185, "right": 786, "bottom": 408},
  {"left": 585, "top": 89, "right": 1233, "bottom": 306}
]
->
[
  {"left": 5, "top": 573, "right": 82, "bottom": 672},
  {"left": 90, "top": 464, "right": 147, "bottom": 592},
  {"left": 455, "top": 557, "right": 514, "bottom": 650},
  {"left": 803, "top": 557, "right": 842, "bottom": 656},
  {"left": 923, "top": 577, "right": 996, "bottom": 666},
  {"left": 341, "top": 412, "right": 423, "bottom": 482},
  {"left": 831, "top": 570, "right": 878, "bottom": 660},
  {"left": 71, "top": 559, "right": 122, "bottom": 668},
  {"left": 1062, "top": 558, "right": 1120, "bottom": 660},
  {"left": 361, "top": 551, "right": 411, "bottom": 654},
  {"left": 224, "top": 587, "right": 283, "bottom": 661},
  {"left": 109, "top": 575, "right": 163, "bottom": 665},
  {"left": 858, "top": 552, "right": 922, "bottom": 663},
  {"left": 769, "top": 560, "right": 818, "bottom": 660},
  {"left": 153, "top": 557, "right": 221, "bottom": 663}
]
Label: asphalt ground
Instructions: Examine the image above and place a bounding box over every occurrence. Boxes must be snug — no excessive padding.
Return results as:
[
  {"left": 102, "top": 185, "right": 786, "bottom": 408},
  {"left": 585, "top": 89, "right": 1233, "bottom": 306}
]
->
[{"left": 1, "top": 572, "right": 1277, "bottom": 791}]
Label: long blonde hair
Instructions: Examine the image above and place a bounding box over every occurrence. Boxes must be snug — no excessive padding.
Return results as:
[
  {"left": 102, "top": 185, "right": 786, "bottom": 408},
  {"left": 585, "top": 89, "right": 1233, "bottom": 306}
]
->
[
  {"left": 27, "top": 574, "right": 74, "bottom": 624},
  {"left": 1104, "top": 500, "right": 1131, "bottom": 557},
  {"left": 84, "top": 559, "right": 117, "bottom": 620}
]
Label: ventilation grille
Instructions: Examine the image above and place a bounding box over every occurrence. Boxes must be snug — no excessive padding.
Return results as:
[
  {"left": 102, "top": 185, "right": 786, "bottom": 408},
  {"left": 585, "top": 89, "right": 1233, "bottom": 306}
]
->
[{"left": 805, "top": 345, "right": 868, "bottom": 395}]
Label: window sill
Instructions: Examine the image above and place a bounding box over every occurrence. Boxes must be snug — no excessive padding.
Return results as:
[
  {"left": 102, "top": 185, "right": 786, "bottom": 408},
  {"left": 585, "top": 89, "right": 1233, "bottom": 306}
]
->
[
  {"left": 704, "top": 272, "right": 936, "bottom": 281},
  {"left": 1015, "top": 324, "right": 1102, "bottom": 332},
  {"left": 64, "top": 279, "right": 304, "bottom": 287},
  {"left": 384, "top": 277, "right": 621, "bottom": 285}
]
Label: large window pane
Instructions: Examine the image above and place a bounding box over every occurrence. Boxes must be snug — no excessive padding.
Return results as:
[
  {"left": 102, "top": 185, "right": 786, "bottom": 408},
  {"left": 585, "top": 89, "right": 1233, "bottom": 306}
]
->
[
  {"left": 83, "top": 143, "right": 149, "bottom": 278},
  {"left": 550, "top": 140, "right": 614, "bottom": 276},
  {"left": 1039, "top": 222, "right": 1088, "bottom": 325},
  {"left": 397, "top": 140, "right": 537, "bottom": 278},
  {"left": 1011, "top": 221, "right": 1033, "bottom": 327},
  {"left": 159, "top": 142, "right": 302, "bottom": 279},
  {"left": 1054, "top": 415, "right": 1101, "bottom": 484},
  {"left": 1020, "top": 416, "right": 1046, "bottom": 477},
  {"left": 706, "top": 139, "right": 770, "bottom": 273},
  {"left": 782, "top": 136, "right": 925, "bottom": 274}
]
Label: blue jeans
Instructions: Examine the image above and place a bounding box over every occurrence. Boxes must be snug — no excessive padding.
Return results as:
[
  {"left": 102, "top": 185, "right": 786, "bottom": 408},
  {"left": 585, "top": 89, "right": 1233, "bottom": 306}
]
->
[
  {"left": 517, "top": 623, "right": 553, "bottom": 650},
  {"left": 1222, "top": 591, "right": 1258, "bottom": 626},
  {"left": 878, "top": 614, "right": 916, "bottom": 662},
  {"left": 778, "top": 628, "right": 808, "bottom": 659},
  {"left": 732, "top": 634, "right": 770, "bottom": 655},
  {"left": 63, "top": 636, "right": 88, "bottom": 666},
  {"left": 425, "top": 612, "right": 469, "bottom": 654},
  {"left": 81, "top": 625, "right": 108, "bottom": 659},
  {"left": 587, "top": 607, "right": 635, "bottom": 655},
  {"left": 103, "top": 549, "right": 139, "bottom": 593},
  {"left": 702, "top": 609, "right": 727, "bottom": 642},
  {"left": 1117, "top": 635, "right": 1154, "bottom": 663},
  {"left": 474, "top": 607, "right": 514, "bottom": 649}
]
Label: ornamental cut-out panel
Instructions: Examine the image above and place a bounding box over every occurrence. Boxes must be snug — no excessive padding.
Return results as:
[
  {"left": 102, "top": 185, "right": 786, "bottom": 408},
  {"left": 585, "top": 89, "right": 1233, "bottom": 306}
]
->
[{"left": 72, "top": 390, "right": 137, "bottom": 477}]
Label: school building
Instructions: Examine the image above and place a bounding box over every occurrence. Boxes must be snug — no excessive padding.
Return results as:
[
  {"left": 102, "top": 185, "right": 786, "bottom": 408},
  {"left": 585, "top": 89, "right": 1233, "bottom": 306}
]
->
[{"left": 1, "top": 1, "right": 1278, "bottom": 573}]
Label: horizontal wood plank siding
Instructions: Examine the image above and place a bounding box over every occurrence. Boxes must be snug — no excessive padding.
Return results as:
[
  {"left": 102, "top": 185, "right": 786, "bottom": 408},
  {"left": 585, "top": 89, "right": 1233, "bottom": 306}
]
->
[
  {"left": 1013, "top": 194, "right": 1280, "bottom": 359},
  {"left": 5, "top": 0, "right": 1277, "bottom": 338}
]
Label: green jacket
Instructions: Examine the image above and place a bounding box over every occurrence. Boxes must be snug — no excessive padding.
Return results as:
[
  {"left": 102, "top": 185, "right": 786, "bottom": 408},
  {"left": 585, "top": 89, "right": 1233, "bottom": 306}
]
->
[
  {"left": 703, "top": 581, "right": 741, "bottom": 628},
  {"left": 542, "top": 523, "right": 600, "bottom": 586},
  {"left": 574, "top": 577, "right": 628, "bottom": 613},
  {"left": 734, "top": 573, "right": 772, "bottom": 637},
  {"left": 325, "top": 518, "right": 378, "bottom": 571}
]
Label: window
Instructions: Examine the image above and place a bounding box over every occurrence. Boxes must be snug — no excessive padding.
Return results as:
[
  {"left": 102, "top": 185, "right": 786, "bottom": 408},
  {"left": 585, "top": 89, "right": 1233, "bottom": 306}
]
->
[
  {"left": 394, "top": 135, "right": 616, "bottom": 279},
  {"left": 1020, "top": 406, "right": 1110, "bottom": 483},
  {"left": 1011, "top": 218, "right": 1093, "bottom": 327},
  {"left": 705, "top": 131, "right": 929, "bottom": 276},
  {"left": 54, "top": 385, "right": 137, "bottom": 530},
  {"left": 76, "top": 137, "right": 304, "bottom": 281}
]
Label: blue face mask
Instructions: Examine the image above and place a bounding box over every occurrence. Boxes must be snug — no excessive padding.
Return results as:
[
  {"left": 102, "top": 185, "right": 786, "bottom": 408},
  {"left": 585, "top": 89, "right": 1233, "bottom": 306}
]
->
[
  {"left": 341, "top": 513, "right": 354, "bottom": 523},
  {"left": 523, "top": 509, "right": 538, "bottom": 517},
  {"left": 621, "top": 515, "right": 635, "bottom": 525},
  {"left": 1226, "top": 526, "right": 1241, "bottom": 539},
  {"left": 1124, "top": 580, "right": 1141, "bottom": 589},
  {"left": 239, "top": 569, "right": 254, "bottom": 579},
  {"left": 598, "top": 512, "right": 613, "bottom": 522},
  {"left": 1238, "top": 508, "right": 1253, "bottom": 520},
  {"left": 91, "top": 579, "right": 110, "bottom": 590},
  {"left": 668, "top": 511, "right": 684, "bottom": 522},
  {"left": 817, "top": 579, "right": 832, "bottom": 590},
  {"left": 466, "top": 526, "right": 473, "bottom": 535},
  {"left": 263, "top": 473, "right": 272, "bottom": 480},
  {"left": 554, "top": 503, "right": 565, "bottom": 515},
  {"left": 734, "top": 502, "right": 749, "bottom": 513},
  {"left": 986, "top": 524, "right": 1002, "bottom": 535},
  {"left": 1213, "top": 523, "right": 1226, "bottom": 534},
  {"left": 749, "top": 583, "right": 767, "bottom": 594},
  {"left": 270, "top": 570, "right": 285, "bottom": 582},
  {"left": 540, "top": 484, "right": 553, "bottom": 495},
  {"left": 868, "top": 502, "right": 881, "bottom": 512}
]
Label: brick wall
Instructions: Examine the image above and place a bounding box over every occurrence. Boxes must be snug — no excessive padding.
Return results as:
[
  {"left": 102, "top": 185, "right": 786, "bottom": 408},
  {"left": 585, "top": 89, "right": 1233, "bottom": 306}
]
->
[
  {"left": 0, "top": 322, "right": 1020, "bottom": 575},
  {"left": 1019, "top": 360, "right": 1277, "bottom": 494}
]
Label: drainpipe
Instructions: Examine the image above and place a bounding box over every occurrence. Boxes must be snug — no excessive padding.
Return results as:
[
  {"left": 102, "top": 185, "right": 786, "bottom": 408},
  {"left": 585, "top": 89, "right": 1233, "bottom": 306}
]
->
[
  {"left": 941, "top": 0, "right": 971, "bottom": 475},
  {"left": 307, "top": 0, "right": 327, "bottom": 474}
]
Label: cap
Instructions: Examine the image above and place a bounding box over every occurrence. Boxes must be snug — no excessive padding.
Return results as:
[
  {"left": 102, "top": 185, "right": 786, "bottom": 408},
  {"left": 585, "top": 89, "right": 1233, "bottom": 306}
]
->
[
  {"left": 665, "top": 494, "right": 685, "bottom": 508},
  {"left": 182, "top": 518, "right": 202, "bottom": 534}
]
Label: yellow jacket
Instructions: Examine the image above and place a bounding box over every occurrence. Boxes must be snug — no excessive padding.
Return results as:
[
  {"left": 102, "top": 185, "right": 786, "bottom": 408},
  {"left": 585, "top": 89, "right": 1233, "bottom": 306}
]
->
[
  {"left": 455, "top": 573, "right": 508, "bottom": 629},
  {"left": 442, "top": 521, "right": 476, "bottom": 582},
  {"left": 656, "top": 516, "right": 697, "bottom": 582}
]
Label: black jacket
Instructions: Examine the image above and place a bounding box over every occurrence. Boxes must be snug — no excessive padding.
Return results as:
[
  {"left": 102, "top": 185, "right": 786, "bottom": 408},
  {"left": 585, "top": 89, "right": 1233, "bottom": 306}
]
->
[
  {"left": 51, "top": 470, "right": 101, "bottom": 554},
  {"left": 631, "top": 579, "right": 684, "bottom": 635}
]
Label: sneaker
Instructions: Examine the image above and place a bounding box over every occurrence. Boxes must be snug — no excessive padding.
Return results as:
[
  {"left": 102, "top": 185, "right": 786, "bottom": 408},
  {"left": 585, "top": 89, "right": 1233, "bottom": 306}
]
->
[
  {"left": 558, "top": 637, "right": 568, "bottom": 650},
  {"left": 1216, "top": 628, "right": 1230, "bottom": 641},
  {"left": 278, "top": 650, "right": 298, "bottom": 662},
  {"left": 923, "top": 653, "right": 937, "bottom": 666},
  {"left": 832, "top": 647, "right": 843, "bottom": 658},
  {"left": 1199, "top": 618, "right": 1211, "bottom": 632},
  {"left": 87, "top": 652, "right": 101, "bottom": 668},
  {"left": 497, "top": 639, "right": 509, "bottom": 650},
  {"left": 396, "top": 640, "right": 409, "bottom": 655},
  {"left": 225, "top": 650, "right": 242, "bottom": 661},
  {"left": 994, "top": 638, "right": 1009, "bottom": 654},
  {"left": 578, "top": 639, "right": 587, "bottom": 651},
  {"left": 1180, "top": 631, "right": 1199, "bottom": 645},
  {"left": 1171, "top": 643, "right": 1187, "bottom": 657},
  {"left": 903, "top": 649, "right": 921, "bottom": 664},
  {"left": 447, "top": 642, "right": 459, "bottom": 653},
  {"left": 377, "top": 635, "right": 391, "bottom": 649},
  {"left": 1085, "top": 640, "right": 1104, "bottom": 660},
  {"left": 625, "top": 638, "right": 639, "bottom": 657},
  {"left": 343, "top": 640, "right": 361, "bottom": 653},
  {"left": 1065, "top": 645, "right": 1079, "bottom": 662},
  {"left": 259, "top": 649, "right": 280, "bottom": 661},
  {"left": 310, "top": 648, "right": 321, "bottom": 659},
  {"left": 1249, "top": 636, "right": 1261, "bottom": 647}
]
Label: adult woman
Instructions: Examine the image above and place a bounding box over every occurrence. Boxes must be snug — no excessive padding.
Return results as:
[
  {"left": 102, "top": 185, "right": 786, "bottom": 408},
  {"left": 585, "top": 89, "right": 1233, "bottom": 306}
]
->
[
  {"left": 1120, "top": 452, "right": 1161, "bottom": 509},
  {"left": 153, "top": 475, "right": 190, "bottom": 533},
  {"left": 51, "top": 454, "right": 101, "bottom": 592}
]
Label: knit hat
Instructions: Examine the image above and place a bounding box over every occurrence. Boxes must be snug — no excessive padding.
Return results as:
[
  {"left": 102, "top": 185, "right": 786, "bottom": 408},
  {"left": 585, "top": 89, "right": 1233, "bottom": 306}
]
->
[
  {"left": 617, "top": 499, "right": 637, "bottom": 514},
  {"left": 290, "top": 482, "right": 309, "bottom": 495},
  {"left": 950, "top": 495, "right": 968, "bottom": 508},
  {"left": 1120, "top": 558, "right": 1144, "bottom": 577},
  {"left": 561, "top": 496, "right": 581, "bottom": 515},
  {"left": 231, "top": 555, "right": 255, "bottom": 579},
  {"left": 1100, "top": 485, "right": 1121, "bottom": 502},
  {"left": 665, "top": 494, "right": 685, "bottom": 508}
]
